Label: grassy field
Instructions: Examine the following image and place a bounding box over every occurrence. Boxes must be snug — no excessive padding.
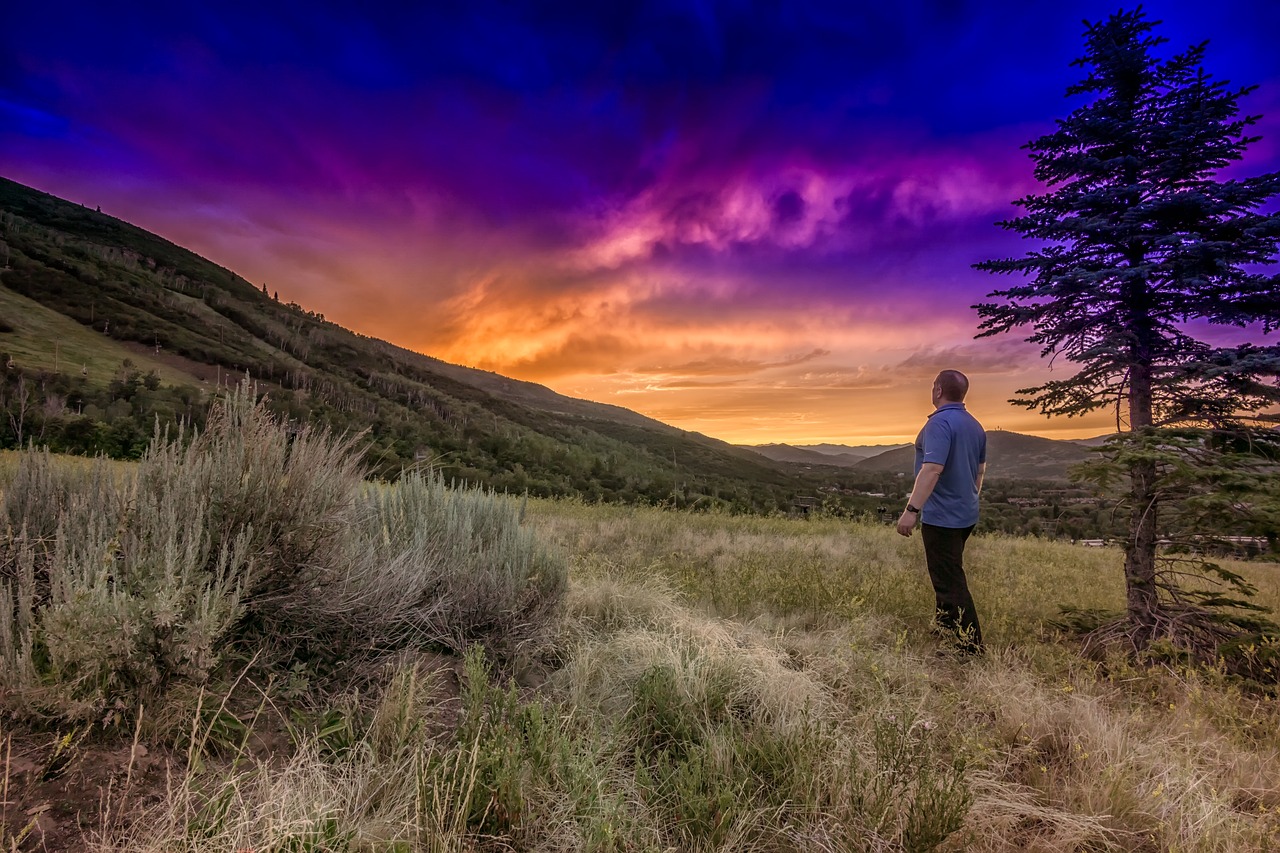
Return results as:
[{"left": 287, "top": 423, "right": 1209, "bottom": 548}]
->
[
  {"left": 528, "top": 501, "right": 1149, "bottom": 640},
  {"left": 0, "top": 284, "right": 195, "bottom": 386},
  {"left": 528, "top": 502, "right": 1280, "bottom": 849},
  {"left": 2, "top": 423, "right": 1279, "bottom": 851}
]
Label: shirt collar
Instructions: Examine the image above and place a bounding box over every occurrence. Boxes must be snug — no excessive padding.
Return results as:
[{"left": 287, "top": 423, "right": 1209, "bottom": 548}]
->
[{"left": 928, "top": 402, "right": 966, "bottom": 418}]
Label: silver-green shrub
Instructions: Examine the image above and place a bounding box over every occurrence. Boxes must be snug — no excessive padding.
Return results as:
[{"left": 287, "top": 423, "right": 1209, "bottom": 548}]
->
[
  {"left": 136, "top": 381, "right": 365, "bottom": 645},
  {"left": 341, "top": 471, "right": 567, "bottom": 656},
  {"left": 0, "top": 381, "right": 567, "bottom": 723},
  {"left": 0, "top": 462, "right": 249, "bottom": 722}
]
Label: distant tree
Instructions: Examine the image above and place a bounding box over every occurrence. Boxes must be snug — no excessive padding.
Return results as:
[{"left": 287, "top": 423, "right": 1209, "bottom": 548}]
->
[
  {"left": 3, "top": 374, "right": 32, "bottom": 447},
  {"left": 975, "top": 9, "right": 1280, "bottom": 658}
]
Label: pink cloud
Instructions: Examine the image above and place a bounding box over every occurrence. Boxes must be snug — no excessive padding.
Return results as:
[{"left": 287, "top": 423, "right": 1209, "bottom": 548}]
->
[{"left": 564, "top": 125, "right": 1040, "bottom": 272}]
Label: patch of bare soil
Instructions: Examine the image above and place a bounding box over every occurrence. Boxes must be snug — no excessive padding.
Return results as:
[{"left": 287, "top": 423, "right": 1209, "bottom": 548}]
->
[
  {"left": 1, "top": 728, "right": 178, "bottom": 852},
  {"left": 0, "top": 651, "right": 470, "bottom": 851}
]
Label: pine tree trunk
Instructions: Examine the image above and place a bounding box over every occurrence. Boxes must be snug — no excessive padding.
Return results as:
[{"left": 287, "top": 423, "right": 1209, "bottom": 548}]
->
[
  {"left": 1124, "top": 358, "right": 1159, "bottom": 646},
  {"left": 1124, "top": 458, "right": 1159, "bottom": 646}
]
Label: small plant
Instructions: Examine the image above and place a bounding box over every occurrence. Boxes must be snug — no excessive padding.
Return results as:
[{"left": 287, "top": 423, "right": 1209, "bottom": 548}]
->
[
  {"left": 186, "top": 782, "right": 238, "bottom": 841},
  {"left": 273, "top": 815, "right": 356, "bottom": 853},
  {"left": 39, "top": 726, "right": 88, "bottom": 781},
  {"left": 451, "top": 646, "right": 558, "bottom": 834},
  {"left": 191, "top": 704, "right": 251, "bottom": 759},
  {"left": 845, "top": 711, "right": 971, "bottom": 851},
  {"left": 287, "top": 705, "right": 362, "bottom": 760},
  {"left": 0, "top": 815, "right": 38, "bottom": 851}
]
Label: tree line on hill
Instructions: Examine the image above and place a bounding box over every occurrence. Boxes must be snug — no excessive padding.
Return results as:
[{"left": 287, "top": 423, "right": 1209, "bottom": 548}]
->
[{"left": 0, "top": 358, "right": 812, "bottom": 512}]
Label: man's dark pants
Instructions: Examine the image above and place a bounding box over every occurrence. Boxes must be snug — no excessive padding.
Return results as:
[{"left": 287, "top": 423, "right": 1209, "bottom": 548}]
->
[{"left": 921, "top": 523, "right": 983, "bottom": 653}]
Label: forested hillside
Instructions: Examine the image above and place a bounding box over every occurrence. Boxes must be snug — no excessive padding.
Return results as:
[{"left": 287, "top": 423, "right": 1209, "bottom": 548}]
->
[{"left": 0, "top": 176, "right": 810, "bottom": 510}]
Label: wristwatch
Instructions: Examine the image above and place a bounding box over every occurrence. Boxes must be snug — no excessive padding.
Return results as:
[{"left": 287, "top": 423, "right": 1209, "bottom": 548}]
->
[{"left": 905, "top": 504, "right": 921, "bottom": 515}]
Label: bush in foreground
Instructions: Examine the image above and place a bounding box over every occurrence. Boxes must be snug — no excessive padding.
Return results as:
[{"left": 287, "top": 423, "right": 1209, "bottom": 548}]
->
[{"left": 0, "top": 383, "right": 567, "bottom": 725}]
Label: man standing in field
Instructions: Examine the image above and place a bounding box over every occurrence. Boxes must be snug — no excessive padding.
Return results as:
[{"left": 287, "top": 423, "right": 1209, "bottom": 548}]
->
[{"left": 897, "top": 370, "right": 986, "bottom": 654}]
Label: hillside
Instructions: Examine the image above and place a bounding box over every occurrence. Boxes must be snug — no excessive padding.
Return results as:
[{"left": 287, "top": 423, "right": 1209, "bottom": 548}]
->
[
  {"left": 0, "top": 176, "right": 810, "bottom": 509},
  {"left": 852, "top": 429, "right": 1094, "bottom": 480}
]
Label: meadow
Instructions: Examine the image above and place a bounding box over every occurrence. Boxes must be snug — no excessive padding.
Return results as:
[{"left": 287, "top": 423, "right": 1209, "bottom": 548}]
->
[{"left": 1, "top": 394, "right": 1278, "bottom": 852}]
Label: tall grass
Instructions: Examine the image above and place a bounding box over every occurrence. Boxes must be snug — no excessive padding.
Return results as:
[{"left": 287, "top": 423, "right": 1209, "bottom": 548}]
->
[
  {"left": 5, "top": 428, "right": 1279, "bottom": 850},
  {"left": 100, "top": 560, "right": 1280, "bottom": 851}
]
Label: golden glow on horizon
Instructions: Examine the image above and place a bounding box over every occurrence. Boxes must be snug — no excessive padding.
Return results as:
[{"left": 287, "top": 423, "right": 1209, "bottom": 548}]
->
[
  {"left": 137, "top": 233, "right": 1119, "bottom": 447},
  {"left": 546, "top": 371, "right": 1119, "bottom": 445},
  {"left": 257, "top": 265, "right": 1122, "bottom": 448}
]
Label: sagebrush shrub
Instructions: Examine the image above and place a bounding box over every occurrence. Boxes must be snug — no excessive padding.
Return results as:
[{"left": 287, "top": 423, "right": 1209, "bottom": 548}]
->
[
  {"left": 136, "top": 381, "right": 365, "bottom": 646},
  {"left": 346, "top": 471, "right": 567, "bottom": 656},
  {"left": 0, "top": 381, "right": 567, "bottom": 724},
  {"left": 0, "top": 463, "right": 249, "bottom": 722}
]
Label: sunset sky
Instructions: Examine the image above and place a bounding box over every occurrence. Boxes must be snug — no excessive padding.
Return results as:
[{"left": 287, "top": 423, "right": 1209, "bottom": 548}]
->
[{"left": 3, "top": 1, "right": 1278, "bottom": 444}]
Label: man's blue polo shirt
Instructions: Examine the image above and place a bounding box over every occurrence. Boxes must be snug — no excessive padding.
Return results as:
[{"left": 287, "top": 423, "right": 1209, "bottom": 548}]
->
[{"left": 914, "top": 402, "right": 986, "bottom": 528}]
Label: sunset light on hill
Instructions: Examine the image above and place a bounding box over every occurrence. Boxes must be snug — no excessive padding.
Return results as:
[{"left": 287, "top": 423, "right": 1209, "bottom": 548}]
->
[{"left": 3, "top": 0, "right": 1278, "bottom": 444}]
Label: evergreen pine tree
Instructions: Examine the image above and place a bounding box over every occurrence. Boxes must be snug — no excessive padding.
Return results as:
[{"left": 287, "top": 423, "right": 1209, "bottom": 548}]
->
[{"left": 974, "top": 9, "right": 1280, "bottom": 651}]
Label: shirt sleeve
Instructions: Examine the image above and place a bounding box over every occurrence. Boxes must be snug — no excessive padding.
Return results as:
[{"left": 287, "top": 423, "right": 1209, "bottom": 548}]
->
[{"left": 920, "top": 418, "right": 952, "bottom": 467}]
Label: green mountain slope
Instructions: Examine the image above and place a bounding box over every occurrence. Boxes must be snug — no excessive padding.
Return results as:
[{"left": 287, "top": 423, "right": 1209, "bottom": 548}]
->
[
  {"left": 0, "top": 176, "right": 810, "bottom": 509},
  {"left": 0, "top": 284, "right": 191, "bottom": 385}
]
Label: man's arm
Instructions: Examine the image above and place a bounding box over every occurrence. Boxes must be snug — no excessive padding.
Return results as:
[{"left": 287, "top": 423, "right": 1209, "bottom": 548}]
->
[
  {"left": 976, "top": 462, "right": 986, "bottom": 496},
  {"left": 897, "top": 462, "right": 943, "bottom": 537}
]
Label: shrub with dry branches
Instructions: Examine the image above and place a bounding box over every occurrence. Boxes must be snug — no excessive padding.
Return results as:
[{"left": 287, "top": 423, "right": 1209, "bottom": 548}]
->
[{"left": 0, "top": 381, "right": 567, "bottom": 724}]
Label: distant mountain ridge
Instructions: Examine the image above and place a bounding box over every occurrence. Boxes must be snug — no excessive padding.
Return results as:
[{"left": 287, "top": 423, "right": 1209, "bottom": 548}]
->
[
  {"left": 743, "top": 435, "right": 1091, "bottom": 480},
  {"left": 743, "top": 442, "right": 910, "bottom": 468},
  {"left": 800, "top": 442, "right": 912, "bottom": 457},
  {"left": 847, "top": 430, "right": 1095, "bottom": 481}
]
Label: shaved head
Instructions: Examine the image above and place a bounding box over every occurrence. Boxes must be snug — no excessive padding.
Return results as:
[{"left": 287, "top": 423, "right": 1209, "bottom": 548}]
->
[{"left": 935, "top": 369, "right": 969, "bottom": 402}]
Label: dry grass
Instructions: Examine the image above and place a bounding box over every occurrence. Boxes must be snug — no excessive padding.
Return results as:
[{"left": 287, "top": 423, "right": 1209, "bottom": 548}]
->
[
  {"left": 527, "top": 500, "right": 1280, "bottom": 850},
  {"left": 10, "top": 485, "right": 1280, "bottom": 850}
]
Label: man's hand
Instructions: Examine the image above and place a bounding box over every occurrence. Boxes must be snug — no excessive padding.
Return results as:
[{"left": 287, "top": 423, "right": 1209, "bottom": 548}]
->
[
  {"left": 899, "top": 463, "right": 941, "bottom": 536},
  {"left": 896, "top": 510, "right": 918, "bottom": 537}
]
